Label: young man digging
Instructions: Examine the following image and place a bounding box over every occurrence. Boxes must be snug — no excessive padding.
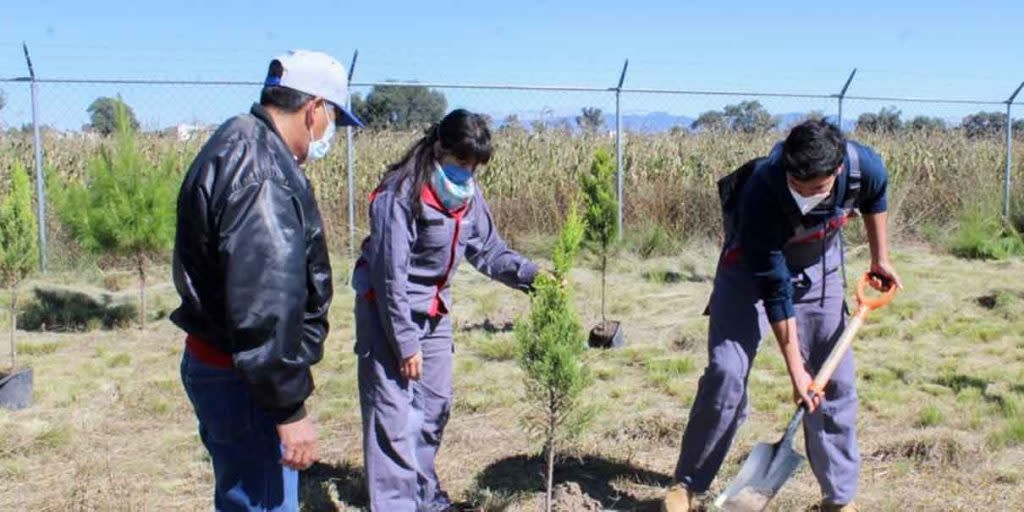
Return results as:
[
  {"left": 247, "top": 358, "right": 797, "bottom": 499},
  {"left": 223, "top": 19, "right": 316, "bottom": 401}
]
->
[{"left": 664, "top": 120, "right": 902, "bottom": 512}]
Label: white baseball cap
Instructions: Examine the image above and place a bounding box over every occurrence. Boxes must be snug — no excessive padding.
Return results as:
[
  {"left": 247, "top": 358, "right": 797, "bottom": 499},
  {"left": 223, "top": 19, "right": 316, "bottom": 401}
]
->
[{"left": 264, "top": 50, "right": 363, "bottom": 127}]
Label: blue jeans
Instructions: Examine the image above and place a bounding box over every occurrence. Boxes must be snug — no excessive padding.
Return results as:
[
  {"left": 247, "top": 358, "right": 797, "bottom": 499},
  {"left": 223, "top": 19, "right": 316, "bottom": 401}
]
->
[{"left": 181, "top": 351, "right": 298, "bottom": 511}]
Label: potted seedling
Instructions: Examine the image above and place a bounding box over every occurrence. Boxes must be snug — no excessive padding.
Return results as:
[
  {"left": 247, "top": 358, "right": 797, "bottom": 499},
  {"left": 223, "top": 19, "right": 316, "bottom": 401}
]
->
[{"left": 581, "top": 148, "right": 624, "bottom": 348}]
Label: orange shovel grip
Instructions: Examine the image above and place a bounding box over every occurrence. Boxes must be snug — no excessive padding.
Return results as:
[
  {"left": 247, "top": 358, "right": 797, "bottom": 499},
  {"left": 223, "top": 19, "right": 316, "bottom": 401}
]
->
[{"left": 856, "top": 272, "right": 897, "bottom": 312}]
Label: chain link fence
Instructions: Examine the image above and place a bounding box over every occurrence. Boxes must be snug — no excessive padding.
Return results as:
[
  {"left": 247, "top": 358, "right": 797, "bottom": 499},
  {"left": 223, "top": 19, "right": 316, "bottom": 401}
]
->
[{"left": 1, "top": 63, "right": 1022, "bottom": 272}]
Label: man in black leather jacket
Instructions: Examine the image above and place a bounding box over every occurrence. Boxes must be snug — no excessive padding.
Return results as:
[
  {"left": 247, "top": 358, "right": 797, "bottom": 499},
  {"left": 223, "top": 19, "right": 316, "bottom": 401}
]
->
[{"left": 172, "top": 50, "right": 362, "bottom": 511}]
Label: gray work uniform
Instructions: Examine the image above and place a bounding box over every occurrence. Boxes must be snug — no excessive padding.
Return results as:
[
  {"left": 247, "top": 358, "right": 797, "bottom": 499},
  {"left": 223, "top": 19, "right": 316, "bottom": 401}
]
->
[{"left": 352, "top": 169, "right": 537, "bottom": 511}]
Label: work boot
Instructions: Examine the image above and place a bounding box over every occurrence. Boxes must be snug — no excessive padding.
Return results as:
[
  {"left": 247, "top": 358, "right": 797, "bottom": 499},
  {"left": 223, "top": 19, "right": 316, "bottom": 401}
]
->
[
  {"left": 661, "top": 484, "right": 694, "bottom": 512},
  {"left": 820, "top": 502, "right": 858, "bottom": 512}
]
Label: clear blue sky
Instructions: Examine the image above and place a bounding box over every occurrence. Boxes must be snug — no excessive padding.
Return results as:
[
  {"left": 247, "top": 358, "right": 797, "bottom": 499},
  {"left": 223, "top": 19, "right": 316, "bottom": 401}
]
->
[{"left": 2, "top": 0, "right": 1023, "bottom": 130}]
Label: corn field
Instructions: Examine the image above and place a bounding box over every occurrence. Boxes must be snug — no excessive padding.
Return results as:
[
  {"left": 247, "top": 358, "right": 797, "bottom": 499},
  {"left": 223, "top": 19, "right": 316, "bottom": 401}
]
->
[{"left": 1, "top": 127, "right": 1021, "bottom": 268}]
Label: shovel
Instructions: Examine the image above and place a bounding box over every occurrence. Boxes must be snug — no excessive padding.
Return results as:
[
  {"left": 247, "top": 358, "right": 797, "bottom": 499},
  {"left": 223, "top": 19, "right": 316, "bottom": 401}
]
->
[{"left": 713, "top": 273, "right": 897, "bottom": 511}]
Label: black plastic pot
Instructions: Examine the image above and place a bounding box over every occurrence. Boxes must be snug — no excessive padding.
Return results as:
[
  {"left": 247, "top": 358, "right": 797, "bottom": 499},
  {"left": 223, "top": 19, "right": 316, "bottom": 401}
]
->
[
  {"left": 588, "top": 321, "right": 625, "bottom": 349},
  {"left": 0, "top": 367, "right": 33, "bottom": 410}
]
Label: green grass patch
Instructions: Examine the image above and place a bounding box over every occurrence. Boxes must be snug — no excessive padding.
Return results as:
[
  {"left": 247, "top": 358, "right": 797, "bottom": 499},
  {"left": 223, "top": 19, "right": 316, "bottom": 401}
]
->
[
  {"left": 624, "top": 223, "right": 682, "bottom": 259},
  {"left": 989, "top": 418, "right": 1024, "bottom": 448},
  {"left": 34, "top": 424, "right": 72, "bottom": 450},
  {"left": 469, "top": 335, "right": 519, "bottom": 362},
  {"left": 106, "top": 352, "right": 131, "bottom": 368},
  {"left": 917, "top": 404, "right": 944, "bottom": 427},
  {"left": 16, "top": 341, "right": 60, "bottom": 356},
  {"left": 644, "top": 356, "right": 697, "bottom": 398},
  {"left": 950, "top": 209, "right": 1024, "bottom": 260}
]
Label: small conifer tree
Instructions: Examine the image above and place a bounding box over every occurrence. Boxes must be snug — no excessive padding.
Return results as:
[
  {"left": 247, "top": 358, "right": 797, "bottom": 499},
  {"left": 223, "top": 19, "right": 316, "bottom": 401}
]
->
[
  {"left": 580, "top": 148, "right": 618, "bottom": 325},
  {"left": 57, "top": 102, "right": 176, "bottom": 329},
  {"left": 516, "top": 204, "right": 591, "bottom": 512},
  {"left": 0, "top": 160, "right": 39, "bottom": 368}
]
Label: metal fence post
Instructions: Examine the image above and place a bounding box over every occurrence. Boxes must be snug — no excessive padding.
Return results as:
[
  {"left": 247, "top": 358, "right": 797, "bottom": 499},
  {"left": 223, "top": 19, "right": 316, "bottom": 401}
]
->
[
  {"left": 615, "top": 59, "right": 628, "bottom": 240},
  {"left": 836, "top": 68, "right": 857, "bottom": 131},
  {"left": 1005, "top": 81, "right": 1023, "bottom": 219},
  {"left": 346, "top": 50, "right": 359, "bottom": 260},
  {"left": 23, "top": 43, "right": 47, "bottom": 273}
]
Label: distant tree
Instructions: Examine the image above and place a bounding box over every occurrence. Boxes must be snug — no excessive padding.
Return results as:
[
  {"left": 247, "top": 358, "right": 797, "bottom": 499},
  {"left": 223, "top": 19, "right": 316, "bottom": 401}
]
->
[
  {"left": 576, "top": 107, "right": 605, "bottom": 133},
  {"left": 553, "top": 118, "right": 575, "bottom": 135},
  {"left": 856, "top": 113, "right": 878, "bottom": 132},
  {"left": 500, "top": 114, "right": 526, "bottom": 134},
  {"left": 349, "top": 92, "right": 366, "bottom": 122},
  {"left": 909, "top": 116, "right": 947, "bottom": 133},
  {"left": 803, "top": 110, "right": 826, "bottom": 122},
  {"left": 0, "top": 90, "right": 6, "bottom": 113},
  {"left": 529, "top": 107, "right": 556, "bottom": 134},
  {"left": 87, "top": 96, "right": 140, "bottom": 135},
  {"left": 1015, "top": 119, "right": 1024, "bottom": 139},
  {"left": 857, "top": 106, "right": 903, "bottom": 134},
  {"left": 669, "top": 125, "right": 688, "bottom": 136},
  {"left": 0, "top": 160, "right": 38, "bottom": 369},
  {"left": 722, "top": 101, "right": 777, "bottom": 133},
  {"left": 691, "top": 110, "right": 728, "bottom": 132},
  {"left": 56, "top": 104, "right": 176, "bottom": 329},
  {"left": 961, "top": 111, "right": 1007, "bottom": 138},
  {"left": 352, "top": 84, "right": 447, "bottom": 130}
]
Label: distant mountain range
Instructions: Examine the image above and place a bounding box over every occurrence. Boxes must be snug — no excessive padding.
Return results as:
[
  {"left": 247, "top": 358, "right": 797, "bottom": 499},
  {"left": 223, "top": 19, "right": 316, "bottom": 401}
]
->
[{"left": 493, "top": 111, "right": 859, "bottom": 133}]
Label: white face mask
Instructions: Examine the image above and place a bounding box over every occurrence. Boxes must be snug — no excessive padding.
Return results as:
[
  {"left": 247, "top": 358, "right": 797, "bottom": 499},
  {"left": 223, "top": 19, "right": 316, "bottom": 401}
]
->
[
  {"left": 788, "top": 186, "right": 830, "bottom": 215},
  {"left": 306, "top": 103, "right": 335, "bottom": 161}
]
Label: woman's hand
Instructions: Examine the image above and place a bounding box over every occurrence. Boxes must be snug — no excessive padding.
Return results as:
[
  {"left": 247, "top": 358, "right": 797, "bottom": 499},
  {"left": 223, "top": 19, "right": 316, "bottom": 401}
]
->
[{"left": 399, "top": 351, "right": 423, "bottom": 381}]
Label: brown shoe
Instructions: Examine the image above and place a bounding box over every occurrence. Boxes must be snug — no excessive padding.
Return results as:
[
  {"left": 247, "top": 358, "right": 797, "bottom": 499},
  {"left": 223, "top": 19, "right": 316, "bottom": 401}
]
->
[
  {"left": 820, "top": 502, "right": 858, "bottom": 512},
  {"left": 662, "top": 484, "right": 693, "bottom": 512}
]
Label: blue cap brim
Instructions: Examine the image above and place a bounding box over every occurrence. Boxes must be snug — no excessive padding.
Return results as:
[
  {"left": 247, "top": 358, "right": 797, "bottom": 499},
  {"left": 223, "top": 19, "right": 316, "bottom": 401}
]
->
[{"left": 336, "top": 106, "right": 364, "bottom": 128}]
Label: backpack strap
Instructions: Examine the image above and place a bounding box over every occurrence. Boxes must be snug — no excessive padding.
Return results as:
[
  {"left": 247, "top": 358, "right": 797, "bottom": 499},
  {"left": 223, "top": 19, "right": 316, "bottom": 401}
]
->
[{"left": 842, "top": 141, "right": 861, "bottom": 211}]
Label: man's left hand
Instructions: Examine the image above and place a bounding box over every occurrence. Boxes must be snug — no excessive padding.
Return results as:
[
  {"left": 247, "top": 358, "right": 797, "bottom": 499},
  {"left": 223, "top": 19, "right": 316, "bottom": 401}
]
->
[{"left": 870, "top": 260, "right": 903, "bottom": 291}]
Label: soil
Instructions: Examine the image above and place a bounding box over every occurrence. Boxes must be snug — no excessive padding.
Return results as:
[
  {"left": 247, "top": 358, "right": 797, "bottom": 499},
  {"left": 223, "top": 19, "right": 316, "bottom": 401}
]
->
[{"left": 552, "top": 482, "right": 602, "bottom": 512}]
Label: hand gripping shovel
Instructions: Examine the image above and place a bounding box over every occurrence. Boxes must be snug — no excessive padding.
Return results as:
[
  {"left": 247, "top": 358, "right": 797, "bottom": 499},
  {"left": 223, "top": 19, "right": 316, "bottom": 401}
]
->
[{"left": 714, "top": 273, "right": 897, "bottom": 511}]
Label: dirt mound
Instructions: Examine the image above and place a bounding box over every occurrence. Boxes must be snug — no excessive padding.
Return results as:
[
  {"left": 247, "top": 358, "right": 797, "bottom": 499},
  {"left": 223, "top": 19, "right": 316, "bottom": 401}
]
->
[{"left": 552, "top": 482, "right": 602, "bottom": 512}]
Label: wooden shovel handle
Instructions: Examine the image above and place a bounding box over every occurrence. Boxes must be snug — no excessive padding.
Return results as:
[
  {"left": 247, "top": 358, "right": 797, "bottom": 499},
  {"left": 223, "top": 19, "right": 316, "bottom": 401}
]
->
[{"left": 808, "top": 273, "right": 898, "bottom": 395}]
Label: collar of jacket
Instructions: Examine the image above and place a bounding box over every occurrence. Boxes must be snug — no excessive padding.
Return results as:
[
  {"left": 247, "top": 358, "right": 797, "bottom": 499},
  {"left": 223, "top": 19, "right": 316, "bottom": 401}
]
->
[
  {"left": 422, "top": 182, "right": 471, "bottom": 217},
  {"left": 249, "top": 103, "right": 294, "bottom": 158}
]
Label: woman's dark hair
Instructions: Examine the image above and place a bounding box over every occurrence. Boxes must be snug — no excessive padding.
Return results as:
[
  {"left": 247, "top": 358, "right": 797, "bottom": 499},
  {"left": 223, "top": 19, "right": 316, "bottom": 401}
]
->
[
  {"left": 782, "top": 119, "right": 846, "bottom": 181},
  {"left": 380, "top": 109, "right": 493, "bottom": 216}
]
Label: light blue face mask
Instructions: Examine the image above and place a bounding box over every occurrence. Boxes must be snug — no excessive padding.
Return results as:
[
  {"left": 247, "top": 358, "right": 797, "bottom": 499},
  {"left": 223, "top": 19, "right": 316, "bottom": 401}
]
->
[
  {"left": 431, "top": 161, "right": 475, "bottom": 211},
  {"left": 440, "top": 162, "right": 474, "bottom": 185},
  {"left": 307, "top": 103, "right": 336, "bottom": 161}
]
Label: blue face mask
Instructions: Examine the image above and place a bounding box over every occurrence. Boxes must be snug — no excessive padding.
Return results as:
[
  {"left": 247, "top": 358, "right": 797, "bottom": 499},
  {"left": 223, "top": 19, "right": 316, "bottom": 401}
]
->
[
  {"left": 307, "top": 104, "right": 336, "bottom": 161},
  {"left": 431, "top": 161, "right": 475, "bottom": 211},
  {"left": 440, "top": 162, "right": 474, "bottom": 185}
]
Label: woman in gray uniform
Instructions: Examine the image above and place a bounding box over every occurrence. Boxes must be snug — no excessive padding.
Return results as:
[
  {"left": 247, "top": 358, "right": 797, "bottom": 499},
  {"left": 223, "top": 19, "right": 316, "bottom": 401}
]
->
[{"left": 352, "top": 109, "right": 539, "bottom": 511}]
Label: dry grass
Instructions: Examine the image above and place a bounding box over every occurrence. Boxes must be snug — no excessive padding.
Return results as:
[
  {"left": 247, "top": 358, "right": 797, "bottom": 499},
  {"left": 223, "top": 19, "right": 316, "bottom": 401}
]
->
[
  {"left": 3, "top": 127, "right": 1022, "bottom": 266},
  {"left": 1, "top": 242, "right": 1023, "bottom": 511}
]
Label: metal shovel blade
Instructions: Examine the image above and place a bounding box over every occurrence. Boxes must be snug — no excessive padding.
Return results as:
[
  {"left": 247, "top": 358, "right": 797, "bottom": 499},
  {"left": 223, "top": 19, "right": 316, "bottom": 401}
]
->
[{"left": 714, "top": 408, "right": 806, "bottom": 512}]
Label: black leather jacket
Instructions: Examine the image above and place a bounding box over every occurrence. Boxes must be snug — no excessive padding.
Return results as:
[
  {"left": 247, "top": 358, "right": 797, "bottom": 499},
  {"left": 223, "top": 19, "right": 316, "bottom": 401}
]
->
[{"left": 171, "top": 104, "right": 333, "bottom": 423}]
